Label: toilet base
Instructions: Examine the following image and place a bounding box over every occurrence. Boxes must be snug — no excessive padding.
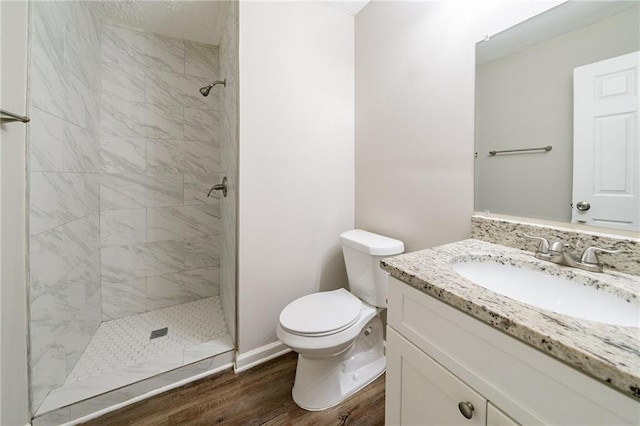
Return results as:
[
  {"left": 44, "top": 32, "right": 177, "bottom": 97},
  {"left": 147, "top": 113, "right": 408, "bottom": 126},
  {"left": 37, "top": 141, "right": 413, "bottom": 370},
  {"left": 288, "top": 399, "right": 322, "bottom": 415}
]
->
[{"left": 291, "top": 316, "right": 385, "bottom": 411}]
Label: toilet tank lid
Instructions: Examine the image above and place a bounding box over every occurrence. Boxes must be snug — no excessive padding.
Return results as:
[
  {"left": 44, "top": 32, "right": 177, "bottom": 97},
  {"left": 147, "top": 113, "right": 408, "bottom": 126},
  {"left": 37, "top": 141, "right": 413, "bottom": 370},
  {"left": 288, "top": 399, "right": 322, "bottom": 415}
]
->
[{"left": 340, "top": 229, "right": 404, "bottom": 256}]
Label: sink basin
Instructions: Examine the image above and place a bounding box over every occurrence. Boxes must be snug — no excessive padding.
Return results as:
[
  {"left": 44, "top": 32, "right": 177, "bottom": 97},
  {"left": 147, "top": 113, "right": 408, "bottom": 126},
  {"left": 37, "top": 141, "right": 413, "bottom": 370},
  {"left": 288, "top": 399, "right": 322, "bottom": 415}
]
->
[{"left": 452, "top": 261, "right": 640, "bottom": 327}]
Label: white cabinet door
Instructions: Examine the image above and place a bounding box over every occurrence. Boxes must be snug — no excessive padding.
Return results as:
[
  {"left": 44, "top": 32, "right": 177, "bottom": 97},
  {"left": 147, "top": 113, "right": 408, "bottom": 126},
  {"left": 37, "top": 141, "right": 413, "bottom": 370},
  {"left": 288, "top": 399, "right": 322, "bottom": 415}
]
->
[
  {"left": 386, "top": 327, "right": 487, "bottom": 426},
  {"left": 487, "top": 402, "right": 520, "bottom": 426},
  {"left": 573, "top": 51, "right": 640, "bottom": 231}
]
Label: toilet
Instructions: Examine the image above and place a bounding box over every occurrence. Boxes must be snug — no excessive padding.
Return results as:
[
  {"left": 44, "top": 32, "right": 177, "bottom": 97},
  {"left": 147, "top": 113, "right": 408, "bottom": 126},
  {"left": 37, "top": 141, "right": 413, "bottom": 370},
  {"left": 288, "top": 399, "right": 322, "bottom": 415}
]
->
[{"left": 276, "top": 229, "right": 404, "bottom": 411}]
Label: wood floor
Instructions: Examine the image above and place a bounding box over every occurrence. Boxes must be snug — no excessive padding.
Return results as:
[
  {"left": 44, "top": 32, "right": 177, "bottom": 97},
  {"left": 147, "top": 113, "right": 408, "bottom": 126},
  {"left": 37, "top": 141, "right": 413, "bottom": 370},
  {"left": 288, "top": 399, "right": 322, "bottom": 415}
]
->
[{"left": 83, "top": 352, "right": 385, "bottom": 425}]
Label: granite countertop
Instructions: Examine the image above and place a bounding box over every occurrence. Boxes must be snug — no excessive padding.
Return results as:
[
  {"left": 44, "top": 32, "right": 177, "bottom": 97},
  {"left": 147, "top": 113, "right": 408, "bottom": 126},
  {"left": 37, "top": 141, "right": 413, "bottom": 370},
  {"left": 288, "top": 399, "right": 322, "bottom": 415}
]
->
[{"left": 380, "top": 238, "right": 640, "bottom": 400}]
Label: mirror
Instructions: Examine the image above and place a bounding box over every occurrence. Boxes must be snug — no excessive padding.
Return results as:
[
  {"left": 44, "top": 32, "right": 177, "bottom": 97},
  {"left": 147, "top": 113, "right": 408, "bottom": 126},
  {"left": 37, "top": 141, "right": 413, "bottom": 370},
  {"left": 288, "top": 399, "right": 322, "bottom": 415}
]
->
[{"left": 474, "top": 1, "right": 639, "bottom": 232}]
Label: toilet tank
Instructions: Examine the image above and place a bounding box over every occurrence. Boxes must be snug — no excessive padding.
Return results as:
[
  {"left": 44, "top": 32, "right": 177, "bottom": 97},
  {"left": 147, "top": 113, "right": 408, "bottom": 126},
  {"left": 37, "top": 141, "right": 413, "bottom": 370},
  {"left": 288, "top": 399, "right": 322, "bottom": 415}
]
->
[{"left": 340, "top": 230, "right": 404, "bottom": 308}]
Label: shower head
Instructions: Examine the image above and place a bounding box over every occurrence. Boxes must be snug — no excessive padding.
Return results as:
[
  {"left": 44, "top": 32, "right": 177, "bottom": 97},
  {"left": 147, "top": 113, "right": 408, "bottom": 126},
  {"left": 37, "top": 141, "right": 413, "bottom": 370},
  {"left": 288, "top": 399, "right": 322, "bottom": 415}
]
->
[{"left": 199, "top": 79, "right": 226, "bottom": 97}]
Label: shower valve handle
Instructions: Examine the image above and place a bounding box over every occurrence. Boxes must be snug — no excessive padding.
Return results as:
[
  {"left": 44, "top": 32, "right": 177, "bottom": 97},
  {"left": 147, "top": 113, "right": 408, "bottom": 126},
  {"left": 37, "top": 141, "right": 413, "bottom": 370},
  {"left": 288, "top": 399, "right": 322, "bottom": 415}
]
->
[{"left": 207, "top": 177, "right": 228, "bottom": 198}]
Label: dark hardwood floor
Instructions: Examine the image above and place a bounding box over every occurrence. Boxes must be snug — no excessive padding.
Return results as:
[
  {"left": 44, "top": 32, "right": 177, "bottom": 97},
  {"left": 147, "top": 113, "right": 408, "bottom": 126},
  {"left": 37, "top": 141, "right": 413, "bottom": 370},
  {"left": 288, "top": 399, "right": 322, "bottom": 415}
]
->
[{"left": 83, "top": 352, "right": 385, "bottom": 425}]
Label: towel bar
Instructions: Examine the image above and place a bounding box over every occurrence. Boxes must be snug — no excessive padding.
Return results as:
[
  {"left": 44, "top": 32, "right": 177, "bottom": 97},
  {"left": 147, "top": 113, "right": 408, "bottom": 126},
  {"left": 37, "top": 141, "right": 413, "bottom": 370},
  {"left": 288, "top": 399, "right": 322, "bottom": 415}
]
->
[
  {"left": 0, "top": 109, "right": 30, "bottom": 123},
  {"left": 489, "top": 145, "right": 551, "bottom": 156}
]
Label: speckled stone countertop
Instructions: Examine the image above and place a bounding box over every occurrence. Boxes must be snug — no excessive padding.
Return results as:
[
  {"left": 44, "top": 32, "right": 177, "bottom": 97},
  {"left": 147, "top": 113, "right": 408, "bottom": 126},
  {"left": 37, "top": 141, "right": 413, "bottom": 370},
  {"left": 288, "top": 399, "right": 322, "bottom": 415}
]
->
[{"left": 381, "top": 239, "right": 640, "bottom": 400}]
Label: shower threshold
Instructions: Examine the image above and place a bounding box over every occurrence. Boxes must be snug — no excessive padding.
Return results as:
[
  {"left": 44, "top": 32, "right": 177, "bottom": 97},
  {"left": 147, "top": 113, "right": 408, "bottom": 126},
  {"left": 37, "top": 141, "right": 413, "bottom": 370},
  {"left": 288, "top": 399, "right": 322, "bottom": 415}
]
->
[{"left": 35, "top": 297, "right": 234, "bottom": 417}]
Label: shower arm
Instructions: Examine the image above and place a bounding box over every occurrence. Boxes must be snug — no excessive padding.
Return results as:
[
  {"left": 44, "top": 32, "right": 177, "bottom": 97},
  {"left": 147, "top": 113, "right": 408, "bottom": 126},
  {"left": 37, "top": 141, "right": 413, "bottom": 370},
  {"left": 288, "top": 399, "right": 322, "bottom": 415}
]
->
[{"left": 209, "top": 79, "right": 226, "bottom": 88}]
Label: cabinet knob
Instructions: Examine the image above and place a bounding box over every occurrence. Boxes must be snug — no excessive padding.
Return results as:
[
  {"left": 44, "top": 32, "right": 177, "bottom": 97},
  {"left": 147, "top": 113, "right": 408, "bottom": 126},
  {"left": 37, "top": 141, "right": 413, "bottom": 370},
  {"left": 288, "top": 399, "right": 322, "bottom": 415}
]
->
[{"left": 458, "top": 401, "right": 474, "bottom": 419}]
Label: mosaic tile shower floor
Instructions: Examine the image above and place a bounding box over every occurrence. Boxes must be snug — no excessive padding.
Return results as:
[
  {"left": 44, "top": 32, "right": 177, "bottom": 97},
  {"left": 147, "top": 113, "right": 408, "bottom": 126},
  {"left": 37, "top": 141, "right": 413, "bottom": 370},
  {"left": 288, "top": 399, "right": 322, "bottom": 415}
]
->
[{"left": 37, "top": 296, "right": 233, "bottom": 415}]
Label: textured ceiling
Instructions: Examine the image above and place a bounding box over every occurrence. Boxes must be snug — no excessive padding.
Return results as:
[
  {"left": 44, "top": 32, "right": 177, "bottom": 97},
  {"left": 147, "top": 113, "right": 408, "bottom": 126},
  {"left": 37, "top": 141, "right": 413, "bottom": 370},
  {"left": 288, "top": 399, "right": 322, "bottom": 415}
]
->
[
  {"left": 96, "top": 0, "right": 369, "bottom": 46},
  {"left": 97, "top": 1, "right": 230, "bottom": 46},
  {"left": 322, "top": 0, "right": 371, "bottom": 16}
]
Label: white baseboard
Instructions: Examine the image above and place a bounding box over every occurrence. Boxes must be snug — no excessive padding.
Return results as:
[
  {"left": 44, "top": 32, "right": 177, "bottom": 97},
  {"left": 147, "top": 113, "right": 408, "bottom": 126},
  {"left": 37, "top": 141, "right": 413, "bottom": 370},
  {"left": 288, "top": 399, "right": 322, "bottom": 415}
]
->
[{"left": 234, "top": 341, "right": 291, "bottom": 373}]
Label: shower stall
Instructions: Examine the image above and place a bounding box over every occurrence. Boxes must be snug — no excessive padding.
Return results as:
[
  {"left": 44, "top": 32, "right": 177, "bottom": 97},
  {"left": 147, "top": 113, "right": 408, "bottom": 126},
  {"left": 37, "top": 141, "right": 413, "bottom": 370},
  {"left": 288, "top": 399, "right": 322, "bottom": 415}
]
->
[{"left": 26, "top": 1, "right": 238, "bottom": 422}]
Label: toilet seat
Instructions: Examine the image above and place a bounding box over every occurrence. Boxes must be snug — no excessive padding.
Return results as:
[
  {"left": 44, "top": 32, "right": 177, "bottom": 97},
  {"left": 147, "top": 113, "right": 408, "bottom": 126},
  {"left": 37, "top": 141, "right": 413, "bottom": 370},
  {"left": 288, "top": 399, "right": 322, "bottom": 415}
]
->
[{"left": 279, "top": 289, "right": 363, "bottom": 337}]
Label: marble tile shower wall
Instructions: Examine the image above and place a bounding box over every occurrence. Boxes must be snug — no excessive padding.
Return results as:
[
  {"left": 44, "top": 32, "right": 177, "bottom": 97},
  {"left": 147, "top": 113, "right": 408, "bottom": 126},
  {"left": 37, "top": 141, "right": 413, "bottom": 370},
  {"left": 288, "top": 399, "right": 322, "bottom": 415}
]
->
[
  {"left": 28, "top": 1, "right": 102, "bottom": 411},
  {"left": 99, "top": 24, "right": 222, "bottom": 321},
  {"left": 219, "top": 2, "right": 238, "bottom": 342}
]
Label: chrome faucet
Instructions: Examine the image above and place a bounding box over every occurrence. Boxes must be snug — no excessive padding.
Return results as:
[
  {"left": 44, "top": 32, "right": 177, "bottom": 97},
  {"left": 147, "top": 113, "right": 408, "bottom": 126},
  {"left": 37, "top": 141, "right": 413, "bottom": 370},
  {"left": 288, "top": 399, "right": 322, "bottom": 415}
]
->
[{"left": 523, "top": 233, "right": 620, "bottom": 273}]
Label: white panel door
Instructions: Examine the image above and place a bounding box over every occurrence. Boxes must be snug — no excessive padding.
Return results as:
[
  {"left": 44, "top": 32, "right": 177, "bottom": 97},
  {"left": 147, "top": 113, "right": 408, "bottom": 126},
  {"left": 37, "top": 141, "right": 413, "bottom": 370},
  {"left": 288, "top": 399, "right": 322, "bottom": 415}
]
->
[
  {"left": 385, "top": 327, "right": 487, "bottom": 426},
  {"left": 573, "top": 51, "right": 640, "bottom": 231}
]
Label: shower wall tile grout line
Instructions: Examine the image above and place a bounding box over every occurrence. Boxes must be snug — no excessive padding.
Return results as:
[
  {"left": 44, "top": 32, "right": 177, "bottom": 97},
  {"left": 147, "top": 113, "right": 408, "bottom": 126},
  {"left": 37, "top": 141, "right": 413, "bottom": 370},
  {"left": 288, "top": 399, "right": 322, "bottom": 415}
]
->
[{"left": 98, "top": 22, "right": 222, "bottom": 321}]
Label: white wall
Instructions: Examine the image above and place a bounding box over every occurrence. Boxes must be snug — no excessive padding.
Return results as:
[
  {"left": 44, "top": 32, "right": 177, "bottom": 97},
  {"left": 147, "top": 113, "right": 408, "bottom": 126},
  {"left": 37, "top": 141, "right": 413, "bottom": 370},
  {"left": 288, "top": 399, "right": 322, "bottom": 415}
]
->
[
  {"left": 0, "top": 1, "right": 29, "bottom": 424},
  {"left": 355, "top": 0, "right": 563, "bottom": 252},
  {"left": 238, "top": 2, "right": 354, "bottom": 355}
]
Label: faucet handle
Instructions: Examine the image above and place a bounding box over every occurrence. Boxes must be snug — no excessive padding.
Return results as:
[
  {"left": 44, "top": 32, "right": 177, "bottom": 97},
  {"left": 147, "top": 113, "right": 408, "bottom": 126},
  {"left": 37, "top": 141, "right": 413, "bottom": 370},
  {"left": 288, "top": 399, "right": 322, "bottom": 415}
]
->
[
  {"left": 580, "top": 246, "right": 622, "bottom": 265},
  {"left": 523, "top": 233, "right": 549, "bottom": 253}
]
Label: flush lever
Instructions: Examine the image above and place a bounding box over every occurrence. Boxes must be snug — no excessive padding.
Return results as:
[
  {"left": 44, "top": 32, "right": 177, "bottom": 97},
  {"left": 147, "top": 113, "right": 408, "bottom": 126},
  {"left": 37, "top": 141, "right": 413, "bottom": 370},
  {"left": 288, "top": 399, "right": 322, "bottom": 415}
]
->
[{"left": 207, "top": 176, "right": 228, "bottom": 198}]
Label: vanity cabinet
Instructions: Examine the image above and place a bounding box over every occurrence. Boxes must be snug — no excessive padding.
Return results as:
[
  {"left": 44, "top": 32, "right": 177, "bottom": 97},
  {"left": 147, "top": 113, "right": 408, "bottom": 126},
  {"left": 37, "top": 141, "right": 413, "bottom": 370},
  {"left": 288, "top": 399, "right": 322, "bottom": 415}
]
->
[{"left": 385, "top": 277, "right": 639, "bottom": 425}]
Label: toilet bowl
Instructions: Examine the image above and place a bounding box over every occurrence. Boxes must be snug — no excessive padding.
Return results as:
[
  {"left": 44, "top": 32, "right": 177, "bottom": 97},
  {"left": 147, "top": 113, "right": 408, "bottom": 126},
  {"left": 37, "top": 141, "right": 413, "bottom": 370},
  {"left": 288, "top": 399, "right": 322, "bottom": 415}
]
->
[{"left": 276, "top": 230, "right": 404, "bottom": 411}]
